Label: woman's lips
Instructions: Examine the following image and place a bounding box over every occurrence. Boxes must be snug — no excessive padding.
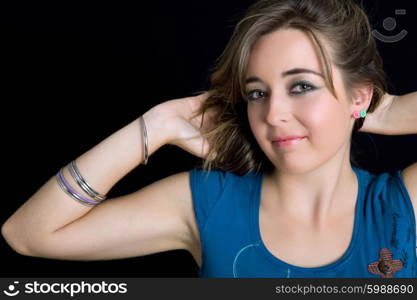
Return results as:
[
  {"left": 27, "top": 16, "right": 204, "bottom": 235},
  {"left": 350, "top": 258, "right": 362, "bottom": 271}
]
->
[{"left": 272, "top": 136, "right": 306, "bottom": 147}]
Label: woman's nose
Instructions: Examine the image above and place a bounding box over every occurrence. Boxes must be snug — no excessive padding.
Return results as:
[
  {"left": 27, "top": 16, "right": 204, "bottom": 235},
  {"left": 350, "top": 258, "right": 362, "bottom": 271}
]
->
[{"left": 265, "top": 94, "right": 292, "bottom": 125}]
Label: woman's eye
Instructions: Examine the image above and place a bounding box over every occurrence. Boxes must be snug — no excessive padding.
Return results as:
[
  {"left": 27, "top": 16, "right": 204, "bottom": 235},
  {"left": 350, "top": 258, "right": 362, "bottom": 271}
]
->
[
  {"left": 246, "top": 89, "right": 266, "bottom": 101},
  {"left": 290, "top": 81, "right": 316, "bottom": 94},
  {"left": 246, "top": 82, "right": 317, "bottom": 101}
]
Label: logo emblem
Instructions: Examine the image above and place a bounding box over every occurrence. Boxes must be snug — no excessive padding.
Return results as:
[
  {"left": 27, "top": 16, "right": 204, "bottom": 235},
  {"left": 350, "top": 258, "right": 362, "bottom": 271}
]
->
[
  {"left": 372, "top": 9, "right": 408, "bottom": 43},
  {"left": 3, "top": 281, "right": 20, "bottom": 297}
]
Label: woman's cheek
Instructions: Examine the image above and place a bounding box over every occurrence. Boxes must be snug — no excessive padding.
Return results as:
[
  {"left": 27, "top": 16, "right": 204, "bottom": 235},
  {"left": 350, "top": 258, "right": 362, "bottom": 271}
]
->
[
  {"left": 297, "top": 100, "right": 326, "bottom": 132},
  {"left": 300, "top": 98, "right": 348, "bottom": 145}
]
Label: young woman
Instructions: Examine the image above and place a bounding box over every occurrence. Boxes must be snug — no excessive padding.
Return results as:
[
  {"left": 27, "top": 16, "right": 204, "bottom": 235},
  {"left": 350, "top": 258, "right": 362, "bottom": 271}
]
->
[{"left": 2, "top": 0, "right": 416, "bottom": 278}]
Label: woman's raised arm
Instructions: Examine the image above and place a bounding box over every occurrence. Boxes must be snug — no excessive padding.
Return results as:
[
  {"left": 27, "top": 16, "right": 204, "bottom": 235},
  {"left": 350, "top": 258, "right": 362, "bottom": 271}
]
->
[
  {"left": 360, "top": 92, "right": 417, "bottom": 135},
  {"left": 1, "top": 93, "right": 214, "bottom": 261}
]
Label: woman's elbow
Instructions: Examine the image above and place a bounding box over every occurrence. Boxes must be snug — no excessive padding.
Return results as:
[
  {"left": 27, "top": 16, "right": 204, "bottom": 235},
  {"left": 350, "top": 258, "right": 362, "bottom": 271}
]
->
[{"left": 2, "top": 220, "right": 35, "bottom": 257}]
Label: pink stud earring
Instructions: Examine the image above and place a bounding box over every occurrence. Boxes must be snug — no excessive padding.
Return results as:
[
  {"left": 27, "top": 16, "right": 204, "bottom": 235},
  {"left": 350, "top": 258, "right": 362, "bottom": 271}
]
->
[{"left": 353, "top": 110, "right": 367, "bottom": 119}]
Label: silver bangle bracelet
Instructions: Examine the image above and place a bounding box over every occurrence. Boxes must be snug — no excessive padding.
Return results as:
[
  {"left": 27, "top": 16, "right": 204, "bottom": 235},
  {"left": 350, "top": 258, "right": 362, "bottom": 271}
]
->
[
  {"left": 68, "top": 160, "right": 107, "bottom": 201},
  {"left": 140, "top": 115, "right": 149, "bottom": 165},
  {"left": 56, "top": 168, "right": 101, "bottom": 207}
]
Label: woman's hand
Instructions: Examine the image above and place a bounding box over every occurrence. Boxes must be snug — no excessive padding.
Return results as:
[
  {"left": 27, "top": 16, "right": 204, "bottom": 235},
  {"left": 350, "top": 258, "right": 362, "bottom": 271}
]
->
[
  {"left": 360, "top": 92, "right": 417, "bottom": 135},
  {"left": 359, "top": 93, "right": 394, "bottom": 134},
  {"left": 153, "top": 92, "right": 218, "bottom": 159}
]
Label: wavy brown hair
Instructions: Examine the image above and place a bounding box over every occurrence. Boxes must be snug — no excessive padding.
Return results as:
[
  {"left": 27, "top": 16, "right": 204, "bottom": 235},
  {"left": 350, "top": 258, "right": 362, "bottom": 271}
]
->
[{"left": 191, "top": 0, "right": 387, "bottom": 176}]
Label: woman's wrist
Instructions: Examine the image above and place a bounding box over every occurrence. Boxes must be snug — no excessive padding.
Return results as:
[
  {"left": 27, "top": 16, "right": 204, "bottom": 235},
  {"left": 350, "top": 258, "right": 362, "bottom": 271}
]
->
[
  {"left": 141, "top": 104, "right": 177, "bottom": 152},
  {"left": 359, "top": 93, "right": 394, "bottom": 134}
]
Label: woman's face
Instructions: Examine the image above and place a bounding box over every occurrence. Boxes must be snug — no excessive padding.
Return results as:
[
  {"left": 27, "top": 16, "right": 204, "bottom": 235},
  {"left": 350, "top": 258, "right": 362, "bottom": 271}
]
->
[{"left": 246, "top": 28, "right": 355, "bottom": 174}]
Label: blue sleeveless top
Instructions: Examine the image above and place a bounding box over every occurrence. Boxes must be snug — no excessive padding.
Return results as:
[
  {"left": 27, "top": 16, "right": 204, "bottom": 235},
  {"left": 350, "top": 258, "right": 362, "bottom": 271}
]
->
[{"left": 189, "top": 166, "right": 417, "bottom": 278}]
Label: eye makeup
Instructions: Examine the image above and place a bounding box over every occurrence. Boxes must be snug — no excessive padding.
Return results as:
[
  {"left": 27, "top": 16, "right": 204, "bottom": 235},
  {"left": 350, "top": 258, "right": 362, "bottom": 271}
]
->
[
  {"left": 289, "top": 80, "right": 318, "bottom": 95},
  {"left": 245, "top": 80, "right": 319, "bottom": 102}
]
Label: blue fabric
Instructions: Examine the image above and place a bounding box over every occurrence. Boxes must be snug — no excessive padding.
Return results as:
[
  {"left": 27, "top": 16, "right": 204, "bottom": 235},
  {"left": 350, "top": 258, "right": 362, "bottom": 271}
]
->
[{"left": 189, "top": 166, "right": 417, "bottom": 278}]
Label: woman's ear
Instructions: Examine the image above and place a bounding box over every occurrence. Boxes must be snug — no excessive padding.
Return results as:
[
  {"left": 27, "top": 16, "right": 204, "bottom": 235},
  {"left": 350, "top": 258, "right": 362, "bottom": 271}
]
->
[{"left": 352, "top": 84, "right": 374, "bottom": 111}]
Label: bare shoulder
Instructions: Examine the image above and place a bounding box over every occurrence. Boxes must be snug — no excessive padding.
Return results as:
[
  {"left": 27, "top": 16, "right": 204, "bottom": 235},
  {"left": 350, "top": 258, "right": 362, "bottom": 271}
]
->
[{"left": 401, "top": 162, "right": 417, "bottom": 219}]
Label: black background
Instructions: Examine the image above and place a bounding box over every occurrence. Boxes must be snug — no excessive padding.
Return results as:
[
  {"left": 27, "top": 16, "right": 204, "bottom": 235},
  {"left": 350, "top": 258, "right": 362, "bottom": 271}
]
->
[{"left": 1, "top": 0, "right": 416, "bottom": 277}]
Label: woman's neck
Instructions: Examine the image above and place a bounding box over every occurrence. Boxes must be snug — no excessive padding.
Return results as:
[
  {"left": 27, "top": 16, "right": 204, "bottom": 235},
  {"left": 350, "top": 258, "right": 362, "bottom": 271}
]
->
[{"left": 265, "top": 149, "right": 358, "bottom": 229}]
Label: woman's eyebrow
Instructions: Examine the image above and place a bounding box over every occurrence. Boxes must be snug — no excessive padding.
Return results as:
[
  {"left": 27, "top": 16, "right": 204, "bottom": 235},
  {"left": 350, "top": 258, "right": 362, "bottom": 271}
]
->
[
  {"left": 282, "top": 68, "right": 324, "bottom": 78},
  {"left": 245, "top": 68, "right": 324, "bottom": 85}
]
